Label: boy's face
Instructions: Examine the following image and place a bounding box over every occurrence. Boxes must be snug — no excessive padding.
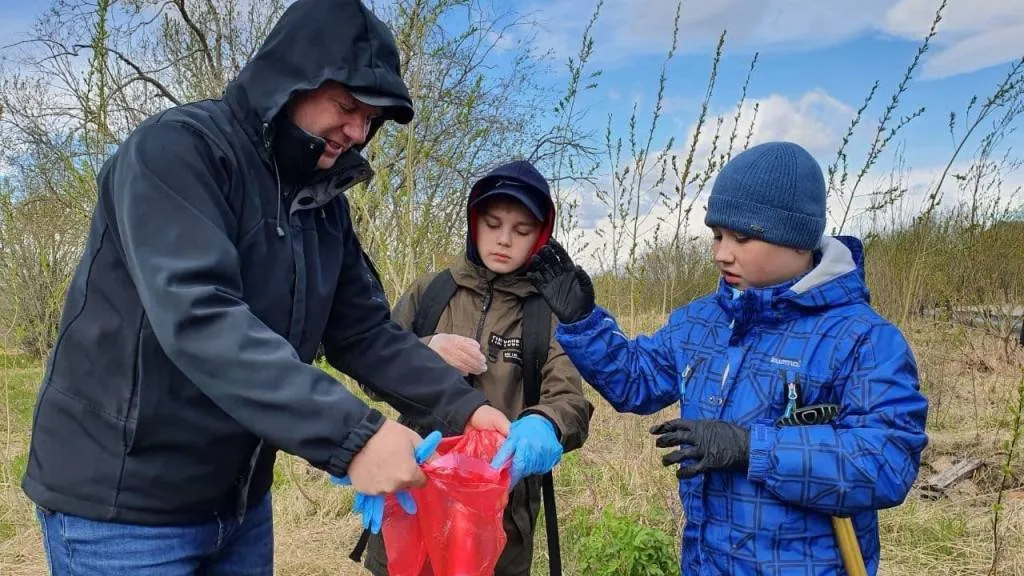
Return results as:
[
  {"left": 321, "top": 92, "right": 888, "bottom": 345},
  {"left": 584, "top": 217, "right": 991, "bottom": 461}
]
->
[
  {"left": 475, "top": 197, "right": 542, "bottom": 274},
  {"left": 288, "top": 81, "right": 381, "bottom": 169},
  {"left": 711, "top": 226, "right": 813, "bottom": 290}
]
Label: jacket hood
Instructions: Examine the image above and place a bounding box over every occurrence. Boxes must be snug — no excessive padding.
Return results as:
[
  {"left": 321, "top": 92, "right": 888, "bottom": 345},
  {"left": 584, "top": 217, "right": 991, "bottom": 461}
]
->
[
  {"left": 465, "top": 160, "right": 556, "bottom": 269},
  {"left": 224, "top": 0, "right": 413, "bottom": 180},
  {"left": 715, "top": 235, "right": 869, "bottom": 336}
]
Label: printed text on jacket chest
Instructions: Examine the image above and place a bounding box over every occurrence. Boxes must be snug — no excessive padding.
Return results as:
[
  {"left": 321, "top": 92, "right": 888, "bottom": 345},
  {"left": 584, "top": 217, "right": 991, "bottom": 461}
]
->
[{"left": 487, "top": 332, "right": 523, "bottom": 366}]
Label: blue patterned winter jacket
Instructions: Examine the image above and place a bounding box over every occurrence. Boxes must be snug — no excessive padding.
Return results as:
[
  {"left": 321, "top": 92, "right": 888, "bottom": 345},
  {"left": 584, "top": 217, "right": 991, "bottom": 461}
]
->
[{"left": 556, "top": 236, "right": 929, "bottom": 575}]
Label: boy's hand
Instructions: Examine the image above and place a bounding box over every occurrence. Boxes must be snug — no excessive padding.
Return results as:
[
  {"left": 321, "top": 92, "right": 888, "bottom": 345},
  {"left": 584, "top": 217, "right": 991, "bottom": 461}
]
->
[
  {"left": 526, "top": 239, "right": 595, "bottom": 324},
  {"left": 490, "top": 414, "right": 563, "bottom": 487},
  {"left": 468, "top": 405, "right": 511, "bottom": 435},
  {"left": 650, "top": 418, "right": 750, "bottom": 479},
  {"left": 428, "top": 333, "right": 487, "bottom": 376}
]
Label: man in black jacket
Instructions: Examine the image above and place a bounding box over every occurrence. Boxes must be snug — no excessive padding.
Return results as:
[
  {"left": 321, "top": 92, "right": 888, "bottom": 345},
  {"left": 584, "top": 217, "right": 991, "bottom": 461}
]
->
[{"left": 22, "top": 0, "right": 508, "bottom": 573}]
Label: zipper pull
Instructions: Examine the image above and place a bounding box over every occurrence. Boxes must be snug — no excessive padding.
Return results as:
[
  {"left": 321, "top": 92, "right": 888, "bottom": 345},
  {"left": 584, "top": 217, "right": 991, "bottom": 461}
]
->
[
  {"left": 481, "top": 287, "right": 493, "bottom": 313},
  {"left": 782, "top": 374, "right": 801, "bottom": 419},
  {"left": 679, "top": 364, "right": 692, "bottom": 397}
]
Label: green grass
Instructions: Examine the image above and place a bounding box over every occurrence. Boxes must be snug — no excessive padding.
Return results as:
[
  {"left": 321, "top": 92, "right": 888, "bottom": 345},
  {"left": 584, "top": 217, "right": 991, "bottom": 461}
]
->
[{"left": 0, "top": 364, "right": 42, "bottom": 434}]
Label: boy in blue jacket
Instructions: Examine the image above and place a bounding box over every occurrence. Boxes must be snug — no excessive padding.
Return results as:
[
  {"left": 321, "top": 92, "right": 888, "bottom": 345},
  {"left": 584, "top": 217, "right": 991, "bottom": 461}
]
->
[{"left": 527, "top": 141, "right": 928, "bottom": 575}]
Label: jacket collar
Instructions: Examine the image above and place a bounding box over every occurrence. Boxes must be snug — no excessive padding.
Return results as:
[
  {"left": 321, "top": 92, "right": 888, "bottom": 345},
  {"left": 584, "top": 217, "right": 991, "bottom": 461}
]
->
[
  {"left": 450, "top": 254, "right": 539, "bottom": 299},
  {"left": 715, "top": 236, "right": 869, "bottom": 337}
]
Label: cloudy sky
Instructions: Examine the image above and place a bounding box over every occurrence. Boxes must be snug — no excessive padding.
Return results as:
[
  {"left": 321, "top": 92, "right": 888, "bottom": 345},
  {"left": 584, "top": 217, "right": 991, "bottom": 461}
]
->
[
  {"left": 501, "top": 0, "right": 1024, "bottom": 257},
  {"left": 2, "top": 0, "right": 1022, "bottom": 262}
]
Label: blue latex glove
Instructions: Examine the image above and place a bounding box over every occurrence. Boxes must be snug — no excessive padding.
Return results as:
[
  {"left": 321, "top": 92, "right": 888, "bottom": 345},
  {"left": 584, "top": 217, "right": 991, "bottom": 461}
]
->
[
  {"left": 489, "top": 414, "right": 563, "bottom": 486},
  {"left": 331, "top": 430, "right": 442, "bottom": 534}
]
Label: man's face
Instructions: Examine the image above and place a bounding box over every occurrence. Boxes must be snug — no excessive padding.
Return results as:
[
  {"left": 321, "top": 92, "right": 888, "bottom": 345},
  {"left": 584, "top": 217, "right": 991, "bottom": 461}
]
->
[
  {"left": 288, "top": 82, "right": 382, "bottom": 169},
  {"left": 475, "top": 197, "right": 542, "bottom": 274},
  {"left": 711, "top": 226, "right": 813, "bottom": 290}
]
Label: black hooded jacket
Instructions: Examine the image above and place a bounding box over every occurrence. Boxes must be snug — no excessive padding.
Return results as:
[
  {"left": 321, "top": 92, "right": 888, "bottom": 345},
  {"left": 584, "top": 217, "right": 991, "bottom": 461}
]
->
[{"left": 22, "top": 0, "right": 488, "bottom": 525}]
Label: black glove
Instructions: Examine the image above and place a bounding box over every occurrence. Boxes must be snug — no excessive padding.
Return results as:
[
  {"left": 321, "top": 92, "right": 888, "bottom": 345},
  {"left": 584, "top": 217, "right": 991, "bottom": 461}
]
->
[
  {"left": 650, "top": 418, "right": 751, "bottom": 479},
  {"left": 526, "top": 239, "right": 595, "bottom": 324}
]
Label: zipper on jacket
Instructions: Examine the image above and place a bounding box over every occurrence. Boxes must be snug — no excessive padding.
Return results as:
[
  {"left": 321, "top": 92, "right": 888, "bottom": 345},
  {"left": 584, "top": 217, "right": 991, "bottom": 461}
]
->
[
  {"left": 467, "top": 282, "right": 493, "bottom": 389},
  {"left": 474, "top": 282, "right": 493, "bottom": 343},
  {"left": 679, "top": 357, "right": 705, "bottom": 398}
]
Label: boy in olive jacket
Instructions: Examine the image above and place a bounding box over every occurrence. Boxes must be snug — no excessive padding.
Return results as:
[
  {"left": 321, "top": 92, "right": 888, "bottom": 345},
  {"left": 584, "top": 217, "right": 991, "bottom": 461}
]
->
[{"left": 364, "top": 160, "right": 593, "bottom": 576}]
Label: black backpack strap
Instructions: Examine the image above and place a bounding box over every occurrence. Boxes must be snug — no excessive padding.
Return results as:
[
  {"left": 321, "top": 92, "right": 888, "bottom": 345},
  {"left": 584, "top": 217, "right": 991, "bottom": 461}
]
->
[
  {"left": 521, "top": 295, "right": 552, "bottom": 405},
  {"left": 521, "top": 294, "right": 561, "bottom": 576},
  {"left": 349, "top": 268, "right": 458, "bottom": 566},
  {"left": 412, "top": 269, "right": 457, "bottom": 338}
]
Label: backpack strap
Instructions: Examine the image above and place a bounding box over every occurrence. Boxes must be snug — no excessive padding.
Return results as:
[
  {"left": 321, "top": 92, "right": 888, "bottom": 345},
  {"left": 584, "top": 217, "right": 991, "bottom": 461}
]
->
[
  {"left": 412, "top": 269, "right": 457, "bottom": 338},
  {"left": 521, "top": 294, "right": 552, "bottom": 406},
  {"left": 521, "top": 294, "right": 562, "bottom": 576}
]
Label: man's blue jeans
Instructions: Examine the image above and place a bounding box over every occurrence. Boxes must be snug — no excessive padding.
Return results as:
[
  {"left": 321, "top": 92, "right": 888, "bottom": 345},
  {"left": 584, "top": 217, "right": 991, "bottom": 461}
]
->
[{"left": 35, "top": 494, "right": 273, "bottom": 575}]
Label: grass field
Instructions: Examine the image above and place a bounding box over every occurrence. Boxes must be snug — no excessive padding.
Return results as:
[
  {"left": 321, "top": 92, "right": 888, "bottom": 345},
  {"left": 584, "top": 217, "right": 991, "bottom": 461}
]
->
[{"left": 1, "top": 317, "right": 1022, "bottom": 575}]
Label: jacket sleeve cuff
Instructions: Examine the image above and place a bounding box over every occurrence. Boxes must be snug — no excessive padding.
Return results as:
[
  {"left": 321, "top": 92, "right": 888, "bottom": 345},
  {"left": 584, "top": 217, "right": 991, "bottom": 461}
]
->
[
  {"left": 327, "top": 408, "right": 386, "bottom": 478},
  {"left": 556, "top": 306, "right": 603, "bottom": 336},
  {"left": 519, "top": 408, "right": 563, "bottom": 441},
  {"left": 747, "top": 420, "right": 777, "bottom": 484}
]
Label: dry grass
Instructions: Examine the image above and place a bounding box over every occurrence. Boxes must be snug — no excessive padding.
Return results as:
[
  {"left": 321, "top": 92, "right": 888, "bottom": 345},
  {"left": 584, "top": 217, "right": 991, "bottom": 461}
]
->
[{"left": 1, "top": 319, "right": 1022, "bottom": 575}]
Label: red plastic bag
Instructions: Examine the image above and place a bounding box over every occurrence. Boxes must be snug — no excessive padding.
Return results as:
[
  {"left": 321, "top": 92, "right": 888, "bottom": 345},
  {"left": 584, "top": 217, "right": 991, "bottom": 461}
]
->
[{"left": 381, "top": 427, "right": 512, "bottom": 576}]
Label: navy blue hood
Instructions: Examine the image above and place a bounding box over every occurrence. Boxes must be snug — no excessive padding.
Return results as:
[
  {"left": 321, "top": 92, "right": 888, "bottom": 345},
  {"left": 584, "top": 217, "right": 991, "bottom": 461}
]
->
[{"left": 465, "top": 160, "right": 555, "bottom": 268}]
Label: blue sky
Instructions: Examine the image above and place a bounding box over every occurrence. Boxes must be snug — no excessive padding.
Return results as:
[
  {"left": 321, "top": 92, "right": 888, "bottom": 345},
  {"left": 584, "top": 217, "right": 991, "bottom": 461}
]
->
[
  {"left": 2, "top": 0, "right": 1022, "bottom": 251},
  {"left": 489, "top": 0, "right": 1024, "bottom": 246}
]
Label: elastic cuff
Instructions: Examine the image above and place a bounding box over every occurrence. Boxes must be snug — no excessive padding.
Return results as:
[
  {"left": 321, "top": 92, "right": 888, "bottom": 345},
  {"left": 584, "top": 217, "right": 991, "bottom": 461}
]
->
[
  {"left": 746, "top": 420, "right": 777, "bottom": 483},
  {"left": 518, "top": 408, "right": 563, "bottom": 441},
  {"left": 328, "top": 408, "right": 386, "bottom": 478},
  {"left": 556, "top": 306, "right": 604, "bottom": 336}
]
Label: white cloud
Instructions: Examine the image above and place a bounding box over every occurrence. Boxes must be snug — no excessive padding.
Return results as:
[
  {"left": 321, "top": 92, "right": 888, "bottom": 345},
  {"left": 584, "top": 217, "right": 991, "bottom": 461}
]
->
[
  {"left": 681, "top": 89, "right": 856, "bottom": 161},
  {"left": 829, "top": 162, "right": 1023, "bottom": 237},
  {"left": 526, "top": 0, "right": 1023, "bottom": 79},
  {"left": 882, "top": 0, "right": 1024, "bottom": 79},
  {"left": 918, "top": 25, "right": 1024, "bottom": 79},
  {"left": 525, "top": 0, "right": 894, "bottom": 67}
]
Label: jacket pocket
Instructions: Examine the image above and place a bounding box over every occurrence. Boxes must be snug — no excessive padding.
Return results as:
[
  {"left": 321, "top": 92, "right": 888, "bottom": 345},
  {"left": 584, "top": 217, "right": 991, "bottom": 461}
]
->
[
  {"left": 678, "top": 356, "right": 706, "bottom": 403},
  {"left": 123, "top": 321, "right": 143, "bottom": 451},
  {"left": 771, "top": 369, "right": 840, "bottom": 425},
  {"left": 760, "top": 512, "right": 842, "bottom": 574},
  {"left": 126, "top": 320, "right": 165, "bottom": 454}
]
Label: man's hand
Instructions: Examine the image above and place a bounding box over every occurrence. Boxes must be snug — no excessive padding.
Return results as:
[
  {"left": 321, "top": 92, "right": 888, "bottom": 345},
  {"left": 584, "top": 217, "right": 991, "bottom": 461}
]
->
[
  {"left": 345, "top": 419, "right": 428, "bottom": 495},
  {"left": 468, "top": 405, "right": 511, "bottom": 436},
  {"left": 428, "top": 333, "right": 487, "bottom": 376},
  {"left": 650, "top": 418, "right": 751, "bottom": 479},
  {"left": 526, "top": 239, "right": 596, "bottom": 325},
  {"left": 333, "top": 428, "right": 442, "bottom": 534}
]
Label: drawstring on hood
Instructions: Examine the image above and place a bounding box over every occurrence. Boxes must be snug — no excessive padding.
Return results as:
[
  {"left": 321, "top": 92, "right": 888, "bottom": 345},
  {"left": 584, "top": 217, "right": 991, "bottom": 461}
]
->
[{"left": 273, "top": 157, "right": 285, "bottom": 237}]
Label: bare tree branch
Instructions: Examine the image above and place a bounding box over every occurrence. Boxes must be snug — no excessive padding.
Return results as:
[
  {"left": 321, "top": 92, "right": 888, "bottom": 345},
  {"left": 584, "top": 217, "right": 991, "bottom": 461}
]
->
[
  {"left": 170, "top": 0, "right": 216, "bottom": 73},
  {"left": 78, "top": 44, "right": 183, "bottom": 106}
]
